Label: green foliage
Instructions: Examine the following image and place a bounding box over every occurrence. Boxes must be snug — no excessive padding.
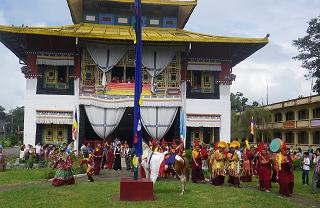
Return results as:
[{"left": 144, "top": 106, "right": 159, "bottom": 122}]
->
[
  {"left": 293, "top": 16, "right": 320, "bottom": 93},
  {"left": 185, "top": 149, "right": 192, "bottom": 162},
  {"left": 231, "top": 107, "right": 272, "bottom": 140}
]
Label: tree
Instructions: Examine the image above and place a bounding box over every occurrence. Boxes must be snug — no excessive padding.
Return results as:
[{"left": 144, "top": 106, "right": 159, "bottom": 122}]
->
[
  {"left": 0, "top": 106, "right": 5, "bottom": 120},
  {"left": 231, "top": 92, "right": 249, "bottom": 112},
  {"left": 293, "top": 16, "right": 320, "bottom": 93},
  {"left": 5, "top": 106, "right": 24, "bottom": 144},
  {"left": 231, "top": 107, "right": 272, "bottom": 141}
]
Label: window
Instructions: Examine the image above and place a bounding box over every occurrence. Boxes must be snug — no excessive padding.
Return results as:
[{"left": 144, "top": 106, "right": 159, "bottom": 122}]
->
[
  {"left": 314, "top": 131, "right": 320, "bottom": 145},
  {"left": 43, "top": 66, "right": 69, "bottom": 89},
  {"left": 313, "top": 108, "right": 320, "bottom": 118},
  {"left": 275, "top": 112, "right": 282, "bottom": 122},
  {"left": 298, "top": 109, "right": 308, "bottom": 120},
  {"left": 286, "top": 111, "right": 295, "bottom": 121},
  {"left": 298, "top": 131, "right": 308, "bottom": 144},
  {"left": 44, "top": 125, "right": 67, "bottom": 144},
  {"left": 163, "top": 17, "right": 177, "bottom": 28},
  {"left": 274, "top": 132, "right": 281, "bottom": 139},
  {"left": 98, "top": 13, "right": 114, "bottom": 25},
  {"left": 187, "top": 70, "right": 219, "bottom": 99},
  {"left": 190, "top": 71, "right": 214, "bottom": 93},
  {"left": 285, "top": 132, "right": 294, "bottom": 144}
]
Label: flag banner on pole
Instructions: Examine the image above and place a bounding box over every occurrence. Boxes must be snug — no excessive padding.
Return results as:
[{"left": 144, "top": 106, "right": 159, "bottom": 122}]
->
[
  {"left": 72, "top": 107, "right": 78, "bottom": 140},
  {"left": 250, "top": 116, "right": 255, "bottom": 135},
  {"left": 133, "top": 0, "right": 143, "bottom": 157},
  {"left": 179, "top": 110, "right": 185, "bottom": 145}
]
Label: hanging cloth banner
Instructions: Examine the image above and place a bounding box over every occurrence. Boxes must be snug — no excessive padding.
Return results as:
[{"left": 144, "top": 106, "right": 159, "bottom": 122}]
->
[
  {"left": 84, "top": 106, "right": 126, "bottom": 139},
  {"left": 86, "top": 43, "right": 128, "bottom": 86},
  {"left": 142, "top": 46, "right": 177, "bottom": 77},
  {"left": 140, "top": 107, "right": 178, "bottom": 139}
]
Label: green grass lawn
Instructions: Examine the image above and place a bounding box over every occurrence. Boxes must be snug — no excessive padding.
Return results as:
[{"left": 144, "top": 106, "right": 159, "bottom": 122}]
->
[
  {"left": 0, "top": 169, "right": 319, "bottom": 208},
  {"left": 0, "top": 169, "right": 49, "bottom": 185},
  {"left": 0, "top": 180, "right": 304, "bottom": 208}
]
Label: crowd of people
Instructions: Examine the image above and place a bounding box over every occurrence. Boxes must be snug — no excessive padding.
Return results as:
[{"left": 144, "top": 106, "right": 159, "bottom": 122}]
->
[
  {"left": 187, "top": 139, "right": 320, "bottom": 197},
  {"left": 6, "top": 137, "right": 320, "bottom": 196}
]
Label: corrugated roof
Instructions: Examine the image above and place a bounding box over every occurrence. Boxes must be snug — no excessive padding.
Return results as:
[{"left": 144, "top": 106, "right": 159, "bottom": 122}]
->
[{"left": 0, "top": 23, "right": 269, "bottom": 44}]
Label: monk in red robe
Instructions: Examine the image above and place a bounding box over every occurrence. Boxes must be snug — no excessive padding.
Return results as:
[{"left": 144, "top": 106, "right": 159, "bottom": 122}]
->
[
  {"left": 278, "top": 147, "right": 294, "bottom": 197},
  {"left": 191, "top": 140, "right": 204, "bottom": 183},
  {"left": 258, "top": 146, "right": 271, "bottom": 192},
  {"left": 93, "top": 144, "right": 103, "bottom": 175},
  {"left": 241, "top": 146, "right": 254, "bottom": 182},
  {"left": 107, "top": 146, "right": 114, "bottom": 169}
]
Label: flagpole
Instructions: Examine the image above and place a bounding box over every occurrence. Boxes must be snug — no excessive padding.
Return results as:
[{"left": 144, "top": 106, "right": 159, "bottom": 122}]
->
[{"left": 133, "top": 0, "right": 143, "bottom": 180}]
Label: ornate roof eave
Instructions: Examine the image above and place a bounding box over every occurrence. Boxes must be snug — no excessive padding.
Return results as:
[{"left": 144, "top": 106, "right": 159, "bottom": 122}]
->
[{"left": 0, "top": 23, "right": 268, "bottom": 65}]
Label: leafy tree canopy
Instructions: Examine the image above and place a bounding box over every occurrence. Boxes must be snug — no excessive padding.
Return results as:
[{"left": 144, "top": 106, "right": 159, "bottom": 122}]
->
[{"left": 293, "top": 16, "right": 320, "bottom": 93}]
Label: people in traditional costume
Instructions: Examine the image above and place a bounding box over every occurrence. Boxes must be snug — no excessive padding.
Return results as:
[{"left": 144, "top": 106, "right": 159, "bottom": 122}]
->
[
  {"left": 257, "top": 143, "right": 271, "bottom": 192},
  {"left": 278, "top": 144, "right": 294, "bottom": 197},
  {"left": 210, "top": 141, "right": 227, "bottom": 186},
  {"left": 80, "top": 154, "right": 95, "bottom": 182},
  {"left": 227, "top": 141, "right": 241, "bottom": 188},
  {"left": 93, "top": 143, "right": 103, "bottom": 174},
  {"left": 107, "top": 146, "right": 114, "bottom": 169},
  {"left": 191, "top": 139, "right": 205, "bottom": 183},
  {"left": 113, "top": 141, "right": 122, "bottom": 171},
  {"left": 241, "top": 140, "right": 254, "bottom": 182},
  {"left": 158, "top": 139, "right": 167, "bottom": 178},
  {"left": 52, "top": 148, "right": 75, "bottom": 186},
  {"left": 150, "top": 138, "right": 159, "bottom": 152}
]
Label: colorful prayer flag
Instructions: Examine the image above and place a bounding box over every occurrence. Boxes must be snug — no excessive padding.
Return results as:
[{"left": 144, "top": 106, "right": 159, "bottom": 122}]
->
[
  {"left": 250, "top": 116, "right": 254, "bottom": 135},
  {"left": 72, "top": 107, "right": 78, "bottom": 140}
]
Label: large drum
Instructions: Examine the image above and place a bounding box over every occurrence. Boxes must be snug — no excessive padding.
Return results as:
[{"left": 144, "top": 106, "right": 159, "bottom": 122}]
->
[{"left": 270, "top": 138, "right": 281, "bottom": 153}]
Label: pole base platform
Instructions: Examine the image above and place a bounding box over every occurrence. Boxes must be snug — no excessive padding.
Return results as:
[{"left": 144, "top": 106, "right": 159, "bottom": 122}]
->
[{"left": 120, "top": 178, "right": 154, "bottom": 201}]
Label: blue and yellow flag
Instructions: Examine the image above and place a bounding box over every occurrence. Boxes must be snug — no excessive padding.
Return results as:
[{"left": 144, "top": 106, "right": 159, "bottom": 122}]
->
[{"left": 72, "top": 107, "right": 78, "bottom": 140}]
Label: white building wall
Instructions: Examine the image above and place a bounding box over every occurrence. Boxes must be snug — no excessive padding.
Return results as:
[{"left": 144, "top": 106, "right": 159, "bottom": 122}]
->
[
  {"left": 186, "top": 85, "right": 231, "bottom": 143},
  {"left": 23, "top": 78, "right": 79, "bottom": 145}
]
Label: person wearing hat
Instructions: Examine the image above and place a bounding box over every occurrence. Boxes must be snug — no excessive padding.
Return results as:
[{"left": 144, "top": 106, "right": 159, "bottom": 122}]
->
[
  {"left": 278, "top": 144, "right": 294, "bottom": 197},
  {"left": 210, "top": 141, "right": 227, "bottom": 186},
  {"left": 241, "top": 140, "right": 254, "bottom": 182},
  {"left": 52, "top": 148, "right": 75, "bottom": 186},
  {"left": 191, "top": 139, "right": 205, "bottom": 183},
  {"left": 227, "top": 141, "right": 241, "bottom": 188},
  {"left": 257, "top": 143, "right": 271, "bottom": 192},
  {"left": 80, "top": 153, "right": 95, "bottom": 182}
]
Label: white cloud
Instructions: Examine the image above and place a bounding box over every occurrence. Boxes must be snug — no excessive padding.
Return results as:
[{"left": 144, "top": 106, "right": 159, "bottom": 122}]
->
[{"left": 0, "top": 11, "right": 7, "bottom": 25}]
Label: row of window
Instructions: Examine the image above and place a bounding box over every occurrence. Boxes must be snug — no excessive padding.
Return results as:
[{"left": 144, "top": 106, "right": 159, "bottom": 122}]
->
[
  {"left": 272, "top": 131, "right": 320, "bottom": 145},
  {"left": 274, "top": 108, "right": 320, "bottom": 122},
  {"left": 84, "top": 13, "right": 177, "bottom": 28}
]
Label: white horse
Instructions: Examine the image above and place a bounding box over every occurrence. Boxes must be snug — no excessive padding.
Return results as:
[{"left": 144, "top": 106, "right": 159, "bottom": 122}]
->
[{"left": 140, "top": 142, "right": 189, "bottom": 195}]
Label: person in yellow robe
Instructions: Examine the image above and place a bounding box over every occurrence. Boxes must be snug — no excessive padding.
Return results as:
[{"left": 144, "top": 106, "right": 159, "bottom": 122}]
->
[
  {"left": 227, "top": 141, "right": 241, "bottom": 188},
  {"left": 210, "top": 141, "right": 227, "bottom": 186}
]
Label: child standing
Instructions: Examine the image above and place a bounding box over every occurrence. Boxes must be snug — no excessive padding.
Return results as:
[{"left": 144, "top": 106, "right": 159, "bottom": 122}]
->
[{"left": 302, "top": 152, "right": 310, "bottom": 185}]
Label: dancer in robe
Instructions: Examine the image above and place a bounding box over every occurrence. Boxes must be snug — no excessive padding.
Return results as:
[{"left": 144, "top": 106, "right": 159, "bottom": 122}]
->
[
  {"left": 210, "top": 141, "right": 227, "bottom": 186},
  {"left": 241, "top": 140, "right": 254, "bottom": 182},
  {"left": 191, "top": 139, "right": 205, "bottom": 183},
  {"left": 52, "top": 147, "right": 75, "bottom": 186},
  {"left": 257, "top": 143, "right": 271, "bottom": 192},
  {"left": 80, "top": 154, "right": 95, "bottom": 182},
  {"left": 278, "top": 144, "right": 294, "bottom": 197},
  {"left": 93, "top": 143, "right": 103, "bottom": 174},
  {"left": 107, "top": 146, "right": 114, "bottom": 169},
  {"left": 227, "top": 141, "right": 241, "bottom": 188}
]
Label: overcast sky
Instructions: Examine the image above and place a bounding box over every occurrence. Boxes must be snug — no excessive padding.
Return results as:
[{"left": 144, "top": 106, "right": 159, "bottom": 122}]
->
[{"left": 0, "top": 0, "right": 319, "bottom": 110}]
